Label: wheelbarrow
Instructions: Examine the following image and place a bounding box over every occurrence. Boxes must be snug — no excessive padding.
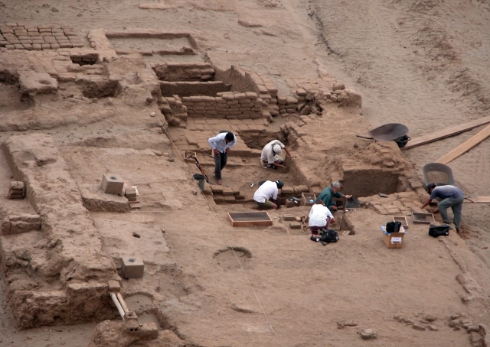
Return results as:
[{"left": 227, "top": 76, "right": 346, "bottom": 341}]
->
[{"left": 357, "top": 123, "right": 411, "bottom": 148}]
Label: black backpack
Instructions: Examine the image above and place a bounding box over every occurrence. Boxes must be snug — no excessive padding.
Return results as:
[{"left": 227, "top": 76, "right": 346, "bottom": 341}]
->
[
  {"left": 386, "top": 221, "right": 401, "bottom": 233},
  {"left": 320, "top": 229, "right": 339, "bottom": 245},
  {"left": 429, "top": 224, "right": 450, "bottom": 238}
]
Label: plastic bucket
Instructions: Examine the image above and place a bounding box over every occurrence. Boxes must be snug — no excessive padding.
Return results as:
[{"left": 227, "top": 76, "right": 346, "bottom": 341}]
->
[{"left": 193, "top": 174, "right": 205, "bottom": 191}]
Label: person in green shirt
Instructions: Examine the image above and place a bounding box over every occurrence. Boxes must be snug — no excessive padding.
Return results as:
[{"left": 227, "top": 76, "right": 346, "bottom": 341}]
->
[{"left": 316, "top": 181, "right": 351, "bottom": 212}]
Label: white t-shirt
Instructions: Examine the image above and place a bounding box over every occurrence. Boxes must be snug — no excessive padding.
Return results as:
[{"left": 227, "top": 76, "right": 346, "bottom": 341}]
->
[
  {"left": 308, "top": 204, "right": 333, "bottom": 227},
  {"left": 261, "top": 140, "right": 285, "bottom": 164},
  {"left": 253, "top": 180, "right": 279, "bottom": 203}
]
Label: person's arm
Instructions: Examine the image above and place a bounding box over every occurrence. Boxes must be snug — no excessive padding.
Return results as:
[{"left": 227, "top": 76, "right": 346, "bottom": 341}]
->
[
  {"left": 208, "top": 136, "right": 220, "bottom": 155},
  {"left": 272, "top": 162, "right": 287, "bottom": 169},
  {"left": 283, "top": 146, "right": 293, "bottom": 159},
  {"left": 421, "top": 198, "right": 433, "bottom": 209}
]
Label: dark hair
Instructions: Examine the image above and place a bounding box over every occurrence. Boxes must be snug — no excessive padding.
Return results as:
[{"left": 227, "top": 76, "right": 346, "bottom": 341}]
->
[
  {"left": 225, "top": 132, "right": 235, "bottom": 142},
  {"left": 427, "top": 183, "right": 436, "bottom": 193},
  {"left": 276, "top": 180, "right": 284, "bottom": 188}
]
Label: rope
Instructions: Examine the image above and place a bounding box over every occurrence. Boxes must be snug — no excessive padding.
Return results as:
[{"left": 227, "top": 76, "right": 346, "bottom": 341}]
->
[{"left": 159, "top": 121, "right": 275, "bottom": 333}]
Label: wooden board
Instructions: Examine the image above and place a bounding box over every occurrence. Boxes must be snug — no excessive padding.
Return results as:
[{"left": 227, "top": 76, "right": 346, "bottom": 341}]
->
[
  {"left": 404, "top": 116, "right": 490, "bottom": 150},
  {"left": 228, "top": 212, "right": 273, "bottom": 227},
  {"left": 464, "top": 196, "right": 490, "bottom": 203},
  {"left": 435, "top": 124, "right": 490, "bottom": 164}
]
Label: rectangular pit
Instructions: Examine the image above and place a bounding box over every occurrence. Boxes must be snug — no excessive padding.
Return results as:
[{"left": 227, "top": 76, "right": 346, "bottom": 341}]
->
[{"left": 228, "top": 212, "right": 273, "bottom": 227}]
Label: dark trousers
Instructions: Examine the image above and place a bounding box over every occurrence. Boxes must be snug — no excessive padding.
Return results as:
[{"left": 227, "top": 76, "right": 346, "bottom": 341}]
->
[{"left": 214, "top": 152, "right": 228, "bottom": 180}]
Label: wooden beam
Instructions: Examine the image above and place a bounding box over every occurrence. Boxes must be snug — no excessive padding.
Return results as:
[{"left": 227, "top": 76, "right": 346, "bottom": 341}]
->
[
  {"left": 464, "top": 196, "right": 490, "bottom": 203},
  {"left": 404, "top": 116, "right": 490, "bottom": 150},
  {"left": 434, "top": 124, "right": 490, "bottom": 164}
]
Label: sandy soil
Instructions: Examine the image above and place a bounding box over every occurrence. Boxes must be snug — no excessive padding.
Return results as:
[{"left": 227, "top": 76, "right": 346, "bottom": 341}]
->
[{"left": 1, "top": 0, "right": 490, "bottom": 346}]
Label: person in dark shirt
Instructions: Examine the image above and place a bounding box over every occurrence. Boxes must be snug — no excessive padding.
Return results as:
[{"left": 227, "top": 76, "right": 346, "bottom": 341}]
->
[
  {"left": 316, "top": 181, "right": 351, "bottom": 212},
  {"left": 421, "top": 183, "right": 465, "bottom": 232}
]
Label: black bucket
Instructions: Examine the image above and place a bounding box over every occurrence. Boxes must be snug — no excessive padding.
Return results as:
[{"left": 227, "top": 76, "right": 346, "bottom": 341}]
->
[
  {"left": 193, "top": 174, "right": 205, "bottom": 191},
  {"left": 394, "top": 135, "right": 411, "bottom": 148}
]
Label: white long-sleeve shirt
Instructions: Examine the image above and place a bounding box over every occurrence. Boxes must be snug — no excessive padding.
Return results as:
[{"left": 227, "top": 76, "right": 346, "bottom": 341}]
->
[
  {"left": 208, "top": 132, "right": 236, "bottom": 153},
  {"left": 253, "top": 180, "right": 278, "bottom": 203},
  {"left": 308, "top": 204, "right": 333, "bottom": 227}
]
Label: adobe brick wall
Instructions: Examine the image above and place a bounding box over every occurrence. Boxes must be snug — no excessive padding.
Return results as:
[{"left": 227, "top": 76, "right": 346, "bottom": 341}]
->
[{"left": 182, "top": 91, "right": 265, "bottom": 120}]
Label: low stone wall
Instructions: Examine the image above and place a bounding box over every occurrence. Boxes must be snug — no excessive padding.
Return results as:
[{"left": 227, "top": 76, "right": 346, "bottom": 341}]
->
[
  {"left": 1, "top": 133, "right": 119, "bottom": 328},
  {"left": 182, "top": 91, "right": 265, "bottom": 119}
]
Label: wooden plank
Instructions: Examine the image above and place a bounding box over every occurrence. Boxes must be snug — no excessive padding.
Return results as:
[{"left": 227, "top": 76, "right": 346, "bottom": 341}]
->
[
  {"left": 404, "top": 116, "right": 490, "bottom": 150},
  {"left": 435, "top": 124, "right": 490, "bottom": 164},
  {"left": 464, "top": 196, "right": 490, "bottom": 203}
]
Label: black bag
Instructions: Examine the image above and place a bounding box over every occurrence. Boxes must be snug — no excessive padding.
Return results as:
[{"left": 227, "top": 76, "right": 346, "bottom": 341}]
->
[
  {"left": 429, "top": 224, "right": 450, "bottom": 238},
  {"left": 320, "top": 229, "right": 339, "bottom": 245},
  {"left": 386, "top": 221, "right": 401, "bottom": 233}
]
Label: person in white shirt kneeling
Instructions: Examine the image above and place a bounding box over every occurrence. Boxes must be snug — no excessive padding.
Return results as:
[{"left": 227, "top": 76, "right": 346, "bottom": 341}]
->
[
  {"left": 253, "top": 180, "right": 284, "bottom": 210},
  {"left": 308, "top": 201, "right": 335, "bottom": 240}
]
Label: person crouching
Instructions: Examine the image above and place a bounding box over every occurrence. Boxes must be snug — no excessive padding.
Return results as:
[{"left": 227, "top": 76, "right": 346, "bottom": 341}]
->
[
  {"left": 308, "top": 201, "right": 335, "bottom": 241},
  {"left": 253, "top": 180, "right": 284, "bottom": 210}
]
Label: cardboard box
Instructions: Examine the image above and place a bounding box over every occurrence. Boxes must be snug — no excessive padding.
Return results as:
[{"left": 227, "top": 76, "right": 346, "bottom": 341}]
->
[
  {"left": 381, "top": 226, "right": 406, "bottom": 249},
  {"left": 393, "top": 216, "right": 409, "bottom": 229},
  {"left": 301, "top": 192, "right": 316, "bottom": 206}
]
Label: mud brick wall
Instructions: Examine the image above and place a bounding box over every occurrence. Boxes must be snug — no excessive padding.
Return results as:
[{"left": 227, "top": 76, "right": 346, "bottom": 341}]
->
[
  {"left": 160, "top": 81, "right": 230, "bottom": 97},
  {"left": 278, "top": 95, "right": 299, "bottom": 115},
  {"left": 182, "top": 92, "right": 264, "bottom": 119},
  {"left": 152, "top": 62, "right": 216, "bottom": 81},
  {"left": 0, "top": 23, "right": 83, "bottom": 50},
  {"left": 214, "top": 66, "right": 280, "bottom": 116},
  {"left": 1, "top": 134, "right": 119, "bottom": 328}
]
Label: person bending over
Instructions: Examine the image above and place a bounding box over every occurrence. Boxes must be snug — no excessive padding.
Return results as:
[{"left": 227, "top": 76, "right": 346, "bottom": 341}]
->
[
  {"left": 253, "top": 180, "right": 284, "bottom": 210},
  {"left": 421, "top": 183, "right": 464, "bottom": 232},
  {"left": 308, "top": 201, "right": 335, "bottom": 240},
  {"left": 207, "top": 131, "right": 236, "bottom": 185},
  {"left": 260, "top": 139, "right": 293, "bottom": 170}
]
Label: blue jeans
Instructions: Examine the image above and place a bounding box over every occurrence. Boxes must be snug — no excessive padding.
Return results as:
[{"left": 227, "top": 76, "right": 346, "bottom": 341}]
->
[
  {"left": 438, "top": 195, "right": 464, "bottom": 230},
  {"left": 214, "top": 152, "right": 227, "bottom": 180}
]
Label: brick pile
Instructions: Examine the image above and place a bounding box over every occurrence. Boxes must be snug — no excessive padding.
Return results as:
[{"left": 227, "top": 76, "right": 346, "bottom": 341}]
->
[
  {"left": 182, "top": 91, "right": 265, "bottom": 120},
  {"left": 163, "top": 95, "right": 188, "bottom": 125},
  {"left": 0, "top": 23, "right": 83, "bottom": 50}
]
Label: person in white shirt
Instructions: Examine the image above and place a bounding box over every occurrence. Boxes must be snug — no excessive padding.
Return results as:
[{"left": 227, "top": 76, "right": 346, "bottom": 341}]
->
[
  {"left": 260, "top": 140, "right": 293, "bottom": 170},
  {"left": 253, "top": 180, "right": 284, "bottom": 210},
  {"left": 208, "top": 132, "right": 236, "bottom": 185},
  {"left": 308, "top": 201, "right": 335, "bottom": 237}
]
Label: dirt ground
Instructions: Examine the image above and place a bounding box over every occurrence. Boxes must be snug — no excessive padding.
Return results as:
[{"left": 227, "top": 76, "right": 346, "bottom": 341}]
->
[{"left": 1, "top": 0, "right": 490, "bottom": 346}]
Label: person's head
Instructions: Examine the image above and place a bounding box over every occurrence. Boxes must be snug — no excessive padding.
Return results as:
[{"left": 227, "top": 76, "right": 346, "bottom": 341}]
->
[
  {"left": 273, "top": 144, "right": 282, "bottom": 155},
  {"left": 225, "top": 132, "right": 235, "bottom": 143},
  {"left": 315, "top": 200, "right": 325, "bottom": 206},
  {"left": 331, "top": 181, "right": 341, "bottom": 193},
  {"left": 427, "top": 182, "right": 436, "bottom": 193},
  {"left": 276, "top": 180, "right": 284, "bottom": 189}
]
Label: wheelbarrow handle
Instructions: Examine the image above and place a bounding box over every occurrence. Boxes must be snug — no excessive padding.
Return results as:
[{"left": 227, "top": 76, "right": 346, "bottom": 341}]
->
[{"left": 356, "top": 135, "right": 374, "bottom": 140}]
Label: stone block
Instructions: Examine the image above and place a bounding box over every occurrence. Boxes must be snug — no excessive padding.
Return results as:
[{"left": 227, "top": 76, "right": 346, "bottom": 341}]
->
[
  {"left": 19, "top": 71, "right": 58, "bottom": 97},
  {"left": 283, "top": 214, "right": 295, "bottom": 221},
  {"left": 125, "top": 187, "right": 138, "bottom": 201},
  {"left": 289, "top": 222, "right": 301, "bottom": 229},
  {"left": 108, "top": 280, "right": 121, "bottom": 293},
  {"left": 101, "top": 174, "right": 124, "bottom": 195},
  {"left": 121, "top": 257, "right": 144, "bottom": 279}
]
